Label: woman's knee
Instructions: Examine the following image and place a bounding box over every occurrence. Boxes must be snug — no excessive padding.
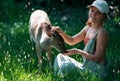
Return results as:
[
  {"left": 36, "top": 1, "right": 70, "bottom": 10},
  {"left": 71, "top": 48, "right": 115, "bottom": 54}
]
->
[{"left": 56, "top": 53, "right": 64, "bottom": 60}]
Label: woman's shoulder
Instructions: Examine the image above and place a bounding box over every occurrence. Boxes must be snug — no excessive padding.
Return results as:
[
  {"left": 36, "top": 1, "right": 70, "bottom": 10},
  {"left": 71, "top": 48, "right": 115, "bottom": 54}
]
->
[
  {"left": 98, "top": 28, "right": 109, "bottom": 40},
  {"left": 99, "top": 28, "right": 108, "bottom": 36}
]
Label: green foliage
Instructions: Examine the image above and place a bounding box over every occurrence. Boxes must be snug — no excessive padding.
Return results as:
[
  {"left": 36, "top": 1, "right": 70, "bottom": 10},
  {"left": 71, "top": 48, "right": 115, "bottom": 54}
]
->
[{"left": 0, "top": 0, "right": 120, "bottom": 81}]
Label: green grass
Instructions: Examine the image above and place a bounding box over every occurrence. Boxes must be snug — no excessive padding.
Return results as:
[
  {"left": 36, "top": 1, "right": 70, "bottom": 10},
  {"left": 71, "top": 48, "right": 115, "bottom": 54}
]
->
[{"left": 0, "top": 7, "right": 120, "bottom": 81}]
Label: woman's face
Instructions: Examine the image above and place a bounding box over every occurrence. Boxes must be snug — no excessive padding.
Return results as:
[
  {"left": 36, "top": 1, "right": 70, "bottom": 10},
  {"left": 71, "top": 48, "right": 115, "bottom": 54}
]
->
[{"left": 88, "top": 7, "right": 106, "bottom": 23}]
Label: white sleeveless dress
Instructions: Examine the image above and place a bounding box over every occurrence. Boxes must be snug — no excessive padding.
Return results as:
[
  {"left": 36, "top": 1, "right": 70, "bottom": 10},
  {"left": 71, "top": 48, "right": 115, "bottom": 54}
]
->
[{"left": 54, "top": 33, "right": 109, "bottom": 77}]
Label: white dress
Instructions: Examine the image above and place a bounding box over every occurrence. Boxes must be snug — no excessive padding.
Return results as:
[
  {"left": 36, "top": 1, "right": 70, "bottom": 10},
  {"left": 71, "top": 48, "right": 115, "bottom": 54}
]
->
[{"left": 54, "top": 33, "right": 109, "bottom": 77}]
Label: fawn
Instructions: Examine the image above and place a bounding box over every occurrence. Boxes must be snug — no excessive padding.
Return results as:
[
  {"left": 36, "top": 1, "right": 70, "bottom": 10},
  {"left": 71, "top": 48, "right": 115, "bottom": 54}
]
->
[{"left": 29, "top": 10, "right": 66, "bottom": 73}]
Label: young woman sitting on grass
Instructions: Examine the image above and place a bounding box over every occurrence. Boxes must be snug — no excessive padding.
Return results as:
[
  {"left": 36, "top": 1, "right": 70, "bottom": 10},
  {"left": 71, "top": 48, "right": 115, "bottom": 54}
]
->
[{"left": 52, "top": 0, "right": 110, "bottom": 78}]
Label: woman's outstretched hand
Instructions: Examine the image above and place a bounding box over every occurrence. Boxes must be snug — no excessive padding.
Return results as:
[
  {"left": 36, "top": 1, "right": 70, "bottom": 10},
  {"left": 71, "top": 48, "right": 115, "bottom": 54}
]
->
[{"left": 63, "top": 48, "right": 81, "bottom": 56}]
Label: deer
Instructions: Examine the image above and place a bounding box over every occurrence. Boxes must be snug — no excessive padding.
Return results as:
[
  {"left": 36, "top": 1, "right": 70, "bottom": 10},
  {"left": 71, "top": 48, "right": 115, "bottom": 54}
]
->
[{"left": 29, "top": 10, "right": 67, "bottom": 73}]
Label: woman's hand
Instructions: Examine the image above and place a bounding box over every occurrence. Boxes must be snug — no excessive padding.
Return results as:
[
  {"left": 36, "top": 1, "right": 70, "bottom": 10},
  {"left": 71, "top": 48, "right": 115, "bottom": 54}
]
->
[
  {"left": 51, "top": 26, "right": 63, "bottom": 35},
  {"left": 63, "top": 48, "right": 80, "bottom": 56}
]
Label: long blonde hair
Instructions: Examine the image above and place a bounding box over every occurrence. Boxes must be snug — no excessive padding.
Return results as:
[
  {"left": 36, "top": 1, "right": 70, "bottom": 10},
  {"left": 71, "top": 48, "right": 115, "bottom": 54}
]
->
[{"left": 86, "top": 18, "right": 92, "bottom": 27}]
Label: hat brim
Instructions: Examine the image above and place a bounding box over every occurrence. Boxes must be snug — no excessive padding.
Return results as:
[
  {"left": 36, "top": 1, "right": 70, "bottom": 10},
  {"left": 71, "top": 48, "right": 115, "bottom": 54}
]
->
[{"left": 87, "top": 5, "right": 92, "bottom": 8}]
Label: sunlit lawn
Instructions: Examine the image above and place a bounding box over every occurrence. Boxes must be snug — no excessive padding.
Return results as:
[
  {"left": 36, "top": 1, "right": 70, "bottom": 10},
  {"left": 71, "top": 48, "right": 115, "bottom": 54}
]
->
[{"left": 0, "top": 7, "right": 120, "bottom": 81}]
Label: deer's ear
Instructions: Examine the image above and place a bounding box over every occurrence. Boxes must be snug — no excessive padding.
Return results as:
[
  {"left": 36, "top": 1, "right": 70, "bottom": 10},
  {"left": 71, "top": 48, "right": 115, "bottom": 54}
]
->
[
  {"left": 46, "top": 25, "right": 52, "bottom": 37},
  {"left": 47, "top": 31, "right": 51, "bottom": 37}
]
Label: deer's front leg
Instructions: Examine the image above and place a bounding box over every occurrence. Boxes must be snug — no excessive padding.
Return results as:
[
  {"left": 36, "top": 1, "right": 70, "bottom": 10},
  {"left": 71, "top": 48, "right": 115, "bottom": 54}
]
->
[
  {"left": 36, "top": 45, "right": 42, "bottom": 74},
  {"left": 46, "top": 48, "right": 52, "bottom": 69}
]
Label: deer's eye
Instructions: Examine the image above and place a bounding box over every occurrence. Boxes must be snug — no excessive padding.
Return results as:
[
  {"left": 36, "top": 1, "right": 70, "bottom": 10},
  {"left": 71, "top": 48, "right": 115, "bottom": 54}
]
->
[{"left": 58, "top": 43, "right": 62, "bottom": 47}]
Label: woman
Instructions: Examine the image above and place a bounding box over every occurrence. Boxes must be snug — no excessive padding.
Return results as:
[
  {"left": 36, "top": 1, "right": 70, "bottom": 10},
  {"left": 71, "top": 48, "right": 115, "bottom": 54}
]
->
[{"left": 52, "top": 0, "right": 110, "bottom": 77}]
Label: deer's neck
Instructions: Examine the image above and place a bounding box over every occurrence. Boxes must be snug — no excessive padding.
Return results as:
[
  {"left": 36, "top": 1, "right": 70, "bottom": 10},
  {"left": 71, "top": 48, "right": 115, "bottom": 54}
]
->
[{"left": 39, "top": 28, "right": 51, "bottom": 49}]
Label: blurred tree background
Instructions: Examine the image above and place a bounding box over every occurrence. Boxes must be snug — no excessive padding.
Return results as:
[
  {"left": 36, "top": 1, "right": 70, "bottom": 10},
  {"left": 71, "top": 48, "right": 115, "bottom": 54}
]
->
[{"left": 0, "top": 0, "right": 120, "bottom": 23}]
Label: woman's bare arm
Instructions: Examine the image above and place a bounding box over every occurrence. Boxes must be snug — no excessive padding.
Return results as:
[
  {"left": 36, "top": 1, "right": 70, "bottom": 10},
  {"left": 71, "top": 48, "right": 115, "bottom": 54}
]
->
[{"left": 52, "top": 26, "right": 89, "bottom": 45}]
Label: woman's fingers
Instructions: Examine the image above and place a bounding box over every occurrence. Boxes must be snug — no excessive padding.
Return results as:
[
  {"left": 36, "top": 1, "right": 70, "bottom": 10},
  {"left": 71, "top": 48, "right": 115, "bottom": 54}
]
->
[{"left": 51, "top": 26, "right": 61, "bottom": 33}]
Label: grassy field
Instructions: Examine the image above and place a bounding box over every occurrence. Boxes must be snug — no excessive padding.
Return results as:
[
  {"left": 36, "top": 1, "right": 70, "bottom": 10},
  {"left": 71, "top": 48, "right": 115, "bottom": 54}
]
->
[{"left": 0, "top": 7, "right": 120, "bottom": 81}]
